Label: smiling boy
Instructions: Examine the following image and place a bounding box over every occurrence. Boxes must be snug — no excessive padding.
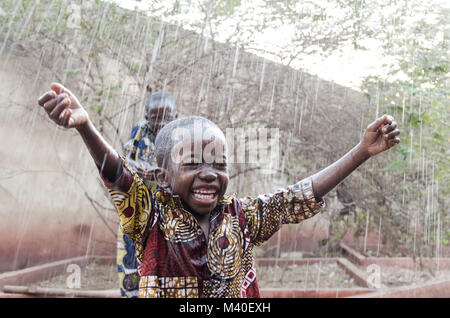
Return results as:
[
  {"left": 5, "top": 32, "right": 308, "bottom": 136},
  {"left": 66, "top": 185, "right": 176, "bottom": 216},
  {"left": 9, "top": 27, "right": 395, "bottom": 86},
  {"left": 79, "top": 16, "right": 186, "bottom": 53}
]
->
[{"left": 38, "top": 83, "right": 400, "bottom": 298}]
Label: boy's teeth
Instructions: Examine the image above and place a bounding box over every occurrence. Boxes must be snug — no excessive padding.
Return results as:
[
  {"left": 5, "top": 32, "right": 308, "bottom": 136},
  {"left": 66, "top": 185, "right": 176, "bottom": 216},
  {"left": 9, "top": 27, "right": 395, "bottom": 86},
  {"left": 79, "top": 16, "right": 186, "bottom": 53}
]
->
[
  {"left": 192, "top": 192, "right": 216, "bottom": 200},
  {"left": 193, "top": 189, "right": 216, "bottom": 194}
]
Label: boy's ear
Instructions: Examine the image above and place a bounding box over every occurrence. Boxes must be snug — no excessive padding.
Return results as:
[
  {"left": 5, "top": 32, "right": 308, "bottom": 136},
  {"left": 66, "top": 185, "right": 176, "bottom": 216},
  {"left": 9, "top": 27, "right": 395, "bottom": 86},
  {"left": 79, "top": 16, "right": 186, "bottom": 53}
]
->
[{"left": 154, "top": 167, "right": 170, "bottom": 189}]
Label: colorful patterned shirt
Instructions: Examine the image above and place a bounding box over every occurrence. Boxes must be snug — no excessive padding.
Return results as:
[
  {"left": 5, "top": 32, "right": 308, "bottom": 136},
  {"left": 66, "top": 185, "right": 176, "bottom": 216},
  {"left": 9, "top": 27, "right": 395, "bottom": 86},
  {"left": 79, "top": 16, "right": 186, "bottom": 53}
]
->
[
  {"left": 122, "top": 120, "right": 157, "bottom": 165},
  {"left": 103, "top": 161, "right": 324, "bottom": 298},
  {"left": 117, "top": 120, "right": 157, "bottom": 298}
]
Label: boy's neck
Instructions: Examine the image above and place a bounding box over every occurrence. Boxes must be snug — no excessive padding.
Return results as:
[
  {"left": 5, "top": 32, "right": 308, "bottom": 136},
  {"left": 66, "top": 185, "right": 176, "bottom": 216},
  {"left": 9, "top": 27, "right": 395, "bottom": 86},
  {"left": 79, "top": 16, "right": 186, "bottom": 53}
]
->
[
  {"left": 197, "top": 214, "right": 211, "bottom": 237},
  {"left": 189, "top": 208, "right": 211, "bottom": 236}
]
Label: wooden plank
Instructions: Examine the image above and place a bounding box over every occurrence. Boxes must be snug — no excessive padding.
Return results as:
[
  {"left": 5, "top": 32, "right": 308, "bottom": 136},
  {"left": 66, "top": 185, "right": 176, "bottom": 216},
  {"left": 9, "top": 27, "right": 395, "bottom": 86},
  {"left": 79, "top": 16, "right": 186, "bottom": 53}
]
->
[
  {"left": 362, "top": 257, "right": 450, "bottom": 270},
  {"left": 339, "top": 242, "right": 450, "bottom": 269},
  {"left": 2, "top": 285, "right": 120, "bottom": 298},
  {"left": 337, "top": 258, "right": 375, "bottom": 288},
  {"left": 339, "top": 242, "right": 366, "bottom": 265},
  {"left": 260, "top": 288, "right": 372, "bottom": 298},
  {"left": 0, "top": 256, "right": 103, "bottom": 288},
  {"left": 351, "top": 278, "right": 450, "bottom": 298},
  {"left": 256, "top": 258, "right": 337, "bottom": 266}
]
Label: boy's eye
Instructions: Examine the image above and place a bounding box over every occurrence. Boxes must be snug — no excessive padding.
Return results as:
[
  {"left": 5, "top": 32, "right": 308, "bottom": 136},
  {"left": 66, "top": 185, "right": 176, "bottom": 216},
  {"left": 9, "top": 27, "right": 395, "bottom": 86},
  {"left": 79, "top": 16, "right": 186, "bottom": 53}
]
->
[
  {"left": 182, "top": 162, "right": 226, "bottom": 169},
  {"left": 214, "top": 162, "right": 227, "bottom": 169},
  {"left": 150, "top": 114, "right": 174, "bottom": 122},
  {"left": 183, "top": 162, "right": 200, "bottom": 167}
]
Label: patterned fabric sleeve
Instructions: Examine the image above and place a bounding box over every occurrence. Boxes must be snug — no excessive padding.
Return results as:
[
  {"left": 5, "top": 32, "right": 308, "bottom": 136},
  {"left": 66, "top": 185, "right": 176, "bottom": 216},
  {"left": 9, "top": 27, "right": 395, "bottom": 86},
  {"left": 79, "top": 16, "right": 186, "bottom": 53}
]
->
[
  {"left": 100, "top": 161, "right": 152, "bottom": 262},
  {"left": 122, "top": 120, "right": 153, "bottom": 162},
  {"left": 122, "top": 123, "right": 141, "bottom": 161},
  {"left": 240, "top": 177, "right": 325, "bottom": 246},
  {"left": 122, "top": 139, "right": 135, "bottom": 160}
]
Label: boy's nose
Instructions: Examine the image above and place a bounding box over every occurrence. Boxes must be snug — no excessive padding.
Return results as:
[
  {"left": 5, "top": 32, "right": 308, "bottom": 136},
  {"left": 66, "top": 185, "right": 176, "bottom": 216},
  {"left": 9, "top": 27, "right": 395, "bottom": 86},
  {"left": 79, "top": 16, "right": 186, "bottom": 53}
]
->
[{"left": 198, "top": 166, "right": 218, "bottom": 182}]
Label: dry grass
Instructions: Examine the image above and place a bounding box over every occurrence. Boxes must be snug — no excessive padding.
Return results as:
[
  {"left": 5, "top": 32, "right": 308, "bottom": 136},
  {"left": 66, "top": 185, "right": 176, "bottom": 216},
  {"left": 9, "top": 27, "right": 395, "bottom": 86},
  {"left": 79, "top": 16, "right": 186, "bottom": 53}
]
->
[
  {"left": 34, "top": 261, "right": 450, "bottom": 291},
  {"left": 379, "top": 266, "right": 450, "bottom": 287},
  {"left": 36, "top": 262, "right": 118, "bottom": 290},
  {"left": 257, "top": 262, "right": 357, "bottom": 289}
]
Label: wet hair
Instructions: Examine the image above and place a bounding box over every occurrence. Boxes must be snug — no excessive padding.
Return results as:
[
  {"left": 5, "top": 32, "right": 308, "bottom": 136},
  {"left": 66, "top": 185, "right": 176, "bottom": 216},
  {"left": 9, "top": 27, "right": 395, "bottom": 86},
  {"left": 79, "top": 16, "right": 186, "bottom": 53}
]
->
[
  {"left": 145, "top": 91, "right": 177, "bottom": 114},
  {"left": 154, "top": 116, "right": 224, "bottom": 167}
]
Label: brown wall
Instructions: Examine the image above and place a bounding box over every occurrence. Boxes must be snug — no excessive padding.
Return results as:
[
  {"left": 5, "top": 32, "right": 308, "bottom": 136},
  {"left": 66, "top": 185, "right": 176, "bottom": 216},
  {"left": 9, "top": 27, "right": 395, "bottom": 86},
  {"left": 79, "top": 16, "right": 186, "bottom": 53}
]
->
[{"left": 0, "top": 55, "right": 117, "bottom": 272}]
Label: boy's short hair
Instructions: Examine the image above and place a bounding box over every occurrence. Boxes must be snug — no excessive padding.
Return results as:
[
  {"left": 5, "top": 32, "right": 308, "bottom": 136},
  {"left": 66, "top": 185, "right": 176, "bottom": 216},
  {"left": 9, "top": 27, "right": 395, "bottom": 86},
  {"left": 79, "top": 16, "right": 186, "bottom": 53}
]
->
[
  {"left": 154, "top": 116, "right": 223, "bottom": 167},
  {"left": 145, "top": 91, "right": 177, "bottom": 114}
]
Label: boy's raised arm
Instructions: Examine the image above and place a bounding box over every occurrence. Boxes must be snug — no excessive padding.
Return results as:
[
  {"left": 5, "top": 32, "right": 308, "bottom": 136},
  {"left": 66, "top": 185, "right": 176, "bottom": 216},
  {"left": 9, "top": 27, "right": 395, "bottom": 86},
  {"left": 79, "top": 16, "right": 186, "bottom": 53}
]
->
[
  {"left": 38, "top": 83, "right": 123, "bottom": 181},
  {"left": 125, "top": 158, "right": 157, "bottom": 181},
  {"left": 310, "top": 114, "right": 400, "bottom": 200}
]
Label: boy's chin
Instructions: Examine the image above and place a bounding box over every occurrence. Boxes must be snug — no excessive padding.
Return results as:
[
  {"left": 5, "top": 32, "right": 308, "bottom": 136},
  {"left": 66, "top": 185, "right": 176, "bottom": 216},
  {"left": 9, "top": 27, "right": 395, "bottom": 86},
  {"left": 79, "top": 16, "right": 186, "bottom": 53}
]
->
[
  {"left": 189, "top": 204, "right": 217, "bottom": 216},
  {"left": 185, "top": 194, "right": 219, "bottom": 216}
]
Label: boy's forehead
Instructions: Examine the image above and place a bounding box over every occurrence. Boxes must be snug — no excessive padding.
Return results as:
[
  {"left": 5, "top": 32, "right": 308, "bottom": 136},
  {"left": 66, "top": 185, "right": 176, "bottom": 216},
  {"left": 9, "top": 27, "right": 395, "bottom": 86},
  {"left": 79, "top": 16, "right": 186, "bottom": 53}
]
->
[
  {"left": 193, "top": 125, "right": 225, "bottom": 141},
  {"left": 169, "top": 125, "right": 227, "bottom": 163},
  {"left": 184, "top": 127, "right": 227, "bottom": 152}
]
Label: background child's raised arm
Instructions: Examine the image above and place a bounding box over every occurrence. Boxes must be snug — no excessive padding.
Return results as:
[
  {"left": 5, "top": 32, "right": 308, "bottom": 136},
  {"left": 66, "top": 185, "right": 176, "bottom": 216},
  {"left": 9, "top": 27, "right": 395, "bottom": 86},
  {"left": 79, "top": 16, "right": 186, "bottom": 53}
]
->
[
  {"left": 310, "top": 114, "right": 400, "bottom": 200},
  {"left": 37, "top": 82, "right": 123, "bottom": 182}
]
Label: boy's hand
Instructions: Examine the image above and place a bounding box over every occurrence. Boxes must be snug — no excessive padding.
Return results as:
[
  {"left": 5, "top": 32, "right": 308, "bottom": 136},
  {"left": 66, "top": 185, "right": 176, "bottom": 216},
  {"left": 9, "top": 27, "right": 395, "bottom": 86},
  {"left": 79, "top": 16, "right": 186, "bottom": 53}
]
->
[
  {"left": 134, "top": 161, "right": 157, "bottom": 180},
  {"left": 136, "top": 166, "right": 157, "bottom": 181},
  {"left": 38, "top": 82, "right": 89, "bottom": 128},
  {"left": 361, "top": 114, "right": 400, "bottom": 157}
]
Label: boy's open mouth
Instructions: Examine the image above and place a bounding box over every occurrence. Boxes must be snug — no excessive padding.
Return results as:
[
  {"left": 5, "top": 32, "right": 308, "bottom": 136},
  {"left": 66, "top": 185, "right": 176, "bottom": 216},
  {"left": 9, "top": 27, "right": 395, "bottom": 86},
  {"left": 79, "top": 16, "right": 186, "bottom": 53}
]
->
[{"left": 191, "top": 188, "right": 219, "bottom": 204}]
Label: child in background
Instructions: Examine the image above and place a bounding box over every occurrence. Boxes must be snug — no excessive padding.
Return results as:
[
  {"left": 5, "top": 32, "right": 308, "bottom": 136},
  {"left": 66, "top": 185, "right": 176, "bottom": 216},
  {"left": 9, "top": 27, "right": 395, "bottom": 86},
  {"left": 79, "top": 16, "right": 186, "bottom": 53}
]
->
[
  {"left": 118, "top": 91, "right": 177, "bottom": 298},
  {"left": 123, "top": 91, "right": 177, "bottom": 186},
  {"left": 38, "top": 83, "right": 400, "bottom": 298}
]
